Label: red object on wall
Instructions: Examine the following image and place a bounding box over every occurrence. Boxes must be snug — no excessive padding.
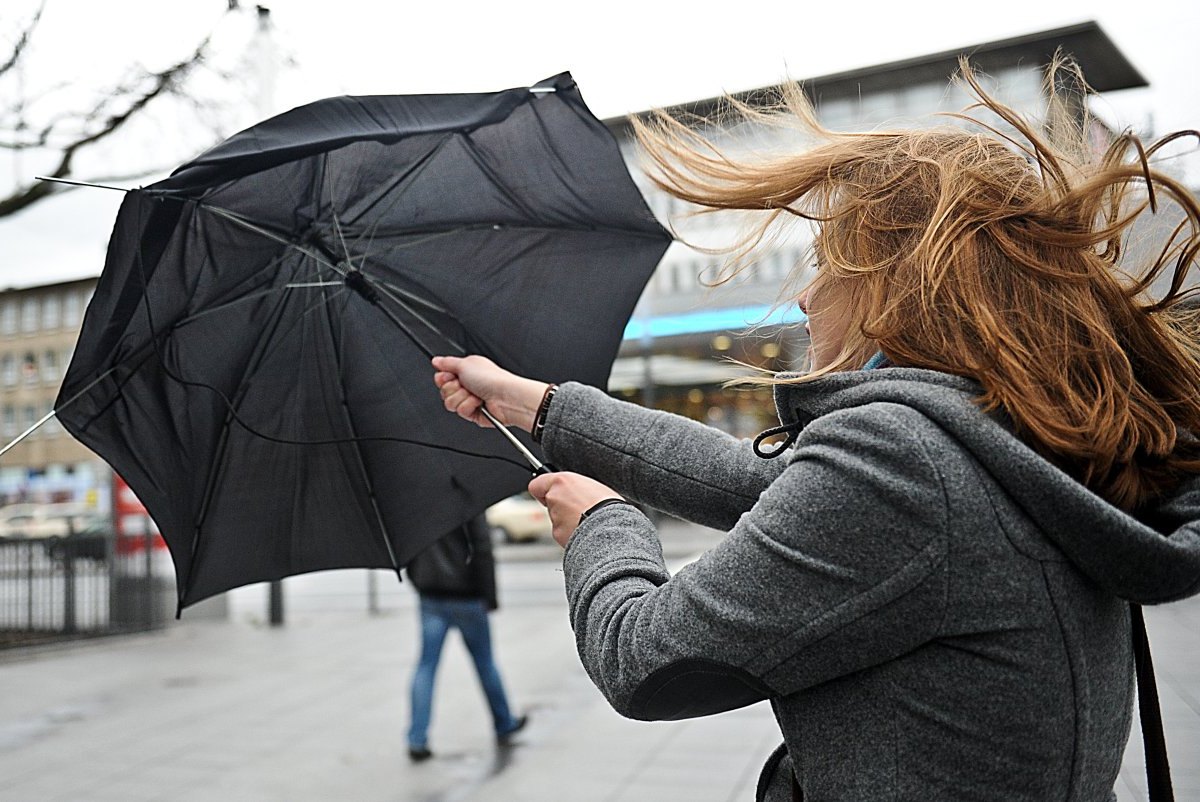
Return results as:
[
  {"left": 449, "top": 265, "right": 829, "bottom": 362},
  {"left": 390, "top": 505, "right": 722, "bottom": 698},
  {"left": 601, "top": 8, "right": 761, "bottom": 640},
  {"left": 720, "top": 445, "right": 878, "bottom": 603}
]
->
[{"left": 112, "top": 473, "right": 166, "bottom": 554}]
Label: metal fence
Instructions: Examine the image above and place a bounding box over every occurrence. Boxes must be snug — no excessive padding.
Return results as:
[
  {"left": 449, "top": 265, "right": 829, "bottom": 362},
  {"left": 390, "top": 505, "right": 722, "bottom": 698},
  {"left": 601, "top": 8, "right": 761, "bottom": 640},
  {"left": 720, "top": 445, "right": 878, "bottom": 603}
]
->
[{"left": 0, "top": 535, "right": 168, "bottom": 647}]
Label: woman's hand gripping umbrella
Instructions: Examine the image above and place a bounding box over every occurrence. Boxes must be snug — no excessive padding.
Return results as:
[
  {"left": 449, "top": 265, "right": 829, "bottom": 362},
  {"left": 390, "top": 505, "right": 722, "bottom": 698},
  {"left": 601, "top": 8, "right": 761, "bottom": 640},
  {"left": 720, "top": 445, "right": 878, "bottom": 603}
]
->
[{"left": 433, "top": 354, "right": 626, "bottom": 546}]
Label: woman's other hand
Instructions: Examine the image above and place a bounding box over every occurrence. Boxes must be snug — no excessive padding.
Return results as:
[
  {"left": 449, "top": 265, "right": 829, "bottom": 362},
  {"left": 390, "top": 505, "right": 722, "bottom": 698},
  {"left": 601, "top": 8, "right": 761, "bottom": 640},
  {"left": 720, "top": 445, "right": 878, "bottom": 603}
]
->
[
  {"left": 529, "top": 471, "right": 624, "bottom": 547},
  {"left": 432, "top": 355, "right": 548, "bottom": 431}
]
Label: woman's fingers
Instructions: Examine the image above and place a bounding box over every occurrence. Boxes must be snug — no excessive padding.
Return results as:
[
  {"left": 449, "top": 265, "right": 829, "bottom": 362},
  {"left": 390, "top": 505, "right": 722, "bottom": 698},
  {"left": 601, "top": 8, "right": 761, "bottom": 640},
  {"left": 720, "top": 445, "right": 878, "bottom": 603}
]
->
[
  {"left": 438, "top": 383, "right": 489, "bottom": 427},
  {"left": 431, "top": 355, "right": 466, "bottom": 375},
  {"left": 432, "top": 354, "right": 549, "bottom": 432}
]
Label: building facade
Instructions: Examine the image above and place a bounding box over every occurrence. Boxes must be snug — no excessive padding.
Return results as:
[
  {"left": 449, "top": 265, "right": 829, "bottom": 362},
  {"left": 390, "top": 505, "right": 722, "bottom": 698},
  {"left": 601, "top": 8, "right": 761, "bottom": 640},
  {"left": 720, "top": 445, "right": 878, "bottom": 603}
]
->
[
  {"left": 604, "top": 21, "right": 1148, "bottom": 437},
  {"left": 0, "top": 278, "right": 107, "bottom": 511}
]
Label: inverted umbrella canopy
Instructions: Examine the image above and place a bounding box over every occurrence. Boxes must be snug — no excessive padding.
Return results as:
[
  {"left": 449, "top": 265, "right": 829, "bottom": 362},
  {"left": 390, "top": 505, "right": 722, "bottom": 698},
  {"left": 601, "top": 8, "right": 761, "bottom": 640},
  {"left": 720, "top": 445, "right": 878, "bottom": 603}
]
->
[{"left": 56, "top": 73, "right": 670, "bottom": 611}]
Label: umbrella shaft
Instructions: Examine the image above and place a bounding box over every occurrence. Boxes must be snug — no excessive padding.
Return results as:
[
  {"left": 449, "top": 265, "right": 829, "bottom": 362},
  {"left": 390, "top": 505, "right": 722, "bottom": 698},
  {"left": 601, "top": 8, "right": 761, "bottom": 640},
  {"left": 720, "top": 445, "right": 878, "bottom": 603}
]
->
[{"left": 479, "top": 406, "right": 545, "bottom": 474}]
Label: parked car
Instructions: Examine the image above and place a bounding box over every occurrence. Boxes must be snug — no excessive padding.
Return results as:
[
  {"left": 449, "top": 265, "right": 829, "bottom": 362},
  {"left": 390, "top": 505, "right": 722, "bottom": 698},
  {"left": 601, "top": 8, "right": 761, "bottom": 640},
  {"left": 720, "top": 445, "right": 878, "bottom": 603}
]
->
[
  {"left": 0, "top": 503, "right": 105, "bottom": 541},
  {"left": 486, "top": 493, "right": 552, "bottom": 543},
  {"left": 46, "top": 520, "right": 114, "bottom": 562}
]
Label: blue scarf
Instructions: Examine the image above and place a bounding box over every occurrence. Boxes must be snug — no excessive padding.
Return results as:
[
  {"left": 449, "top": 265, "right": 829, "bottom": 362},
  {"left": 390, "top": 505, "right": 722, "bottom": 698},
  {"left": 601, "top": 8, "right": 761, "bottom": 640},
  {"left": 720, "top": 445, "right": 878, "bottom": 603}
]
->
[{"left": 863, "top": 351, "right": 890, "bottom": 370}]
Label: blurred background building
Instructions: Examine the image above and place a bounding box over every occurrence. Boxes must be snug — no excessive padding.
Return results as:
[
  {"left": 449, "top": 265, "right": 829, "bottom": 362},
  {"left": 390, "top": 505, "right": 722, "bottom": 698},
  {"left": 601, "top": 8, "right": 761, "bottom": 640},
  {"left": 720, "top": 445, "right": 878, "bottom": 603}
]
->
[
  {"left": 0, "top": 278, "right": 100, "bottom": 507},
  {"left": 605, "top": 20, "right": 1150, "bottom": 438}
]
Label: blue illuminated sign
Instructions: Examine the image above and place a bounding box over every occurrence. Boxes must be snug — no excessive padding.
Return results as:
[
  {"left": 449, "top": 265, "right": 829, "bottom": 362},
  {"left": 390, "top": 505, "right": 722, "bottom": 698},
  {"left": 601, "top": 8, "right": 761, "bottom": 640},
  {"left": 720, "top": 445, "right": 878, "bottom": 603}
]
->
[{"left": 623, "top": 305, "right": 806, "bottom": 340}]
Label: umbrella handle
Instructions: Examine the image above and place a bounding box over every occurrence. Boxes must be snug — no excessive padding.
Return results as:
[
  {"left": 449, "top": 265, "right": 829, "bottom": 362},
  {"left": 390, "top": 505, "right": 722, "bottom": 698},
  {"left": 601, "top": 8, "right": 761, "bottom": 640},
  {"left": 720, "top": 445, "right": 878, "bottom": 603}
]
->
[{"left": 479, "top": 406, "right": 549, "bottom": 475}]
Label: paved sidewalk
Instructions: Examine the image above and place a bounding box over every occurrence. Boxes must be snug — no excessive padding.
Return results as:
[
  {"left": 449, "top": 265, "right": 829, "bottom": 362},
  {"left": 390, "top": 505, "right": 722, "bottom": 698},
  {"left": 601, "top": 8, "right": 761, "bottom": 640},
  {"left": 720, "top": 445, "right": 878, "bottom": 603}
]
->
[
  {"left": 1, "top": 538, "right": 1197, "bottom": 801},
  {"left": 0, "top": 526, "right": 782, "bottom": 802}
]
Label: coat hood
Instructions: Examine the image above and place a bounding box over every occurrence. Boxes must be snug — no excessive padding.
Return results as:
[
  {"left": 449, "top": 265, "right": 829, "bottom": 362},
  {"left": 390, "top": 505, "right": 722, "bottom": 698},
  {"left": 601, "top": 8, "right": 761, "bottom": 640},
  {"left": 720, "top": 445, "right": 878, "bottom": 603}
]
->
[{"left": 773, "top": 368, "right": 1200, "bottom": 604}]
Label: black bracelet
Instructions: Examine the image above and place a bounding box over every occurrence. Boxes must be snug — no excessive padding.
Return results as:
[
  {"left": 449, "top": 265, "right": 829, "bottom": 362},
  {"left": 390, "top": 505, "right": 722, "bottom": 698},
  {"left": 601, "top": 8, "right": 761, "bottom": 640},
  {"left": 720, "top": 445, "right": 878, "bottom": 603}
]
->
[
  {"left": 578, "top": 497, "right": 637, "bottom": 523},
  {"left": 531, "top": 383, "right": 558, "bottom": 443}
]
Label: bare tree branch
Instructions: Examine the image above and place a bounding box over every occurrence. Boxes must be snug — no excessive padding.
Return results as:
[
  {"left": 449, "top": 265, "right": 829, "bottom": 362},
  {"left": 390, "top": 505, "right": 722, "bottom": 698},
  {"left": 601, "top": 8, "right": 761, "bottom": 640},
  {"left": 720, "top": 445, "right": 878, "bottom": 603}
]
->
[
  {"left": 0, "top": 175, "right": 53, "bottom": 217},
  {"left": 1, "top": 3, "right": 255, "bottom": 218},
  {"left": 0, "top": 1, "right": 43, "bottom": 79}
]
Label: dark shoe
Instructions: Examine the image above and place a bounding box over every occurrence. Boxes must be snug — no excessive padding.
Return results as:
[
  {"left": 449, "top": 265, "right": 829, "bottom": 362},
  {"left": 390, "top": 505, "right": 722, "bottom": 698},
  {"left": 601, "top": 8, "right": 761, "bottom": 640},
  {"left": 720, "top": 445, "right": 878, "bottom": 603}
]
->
[
  {"left": 408, "top": 746, "right": 432, "bottom": 762},
  {"left": 497, "top": 714, "right": 529, "bottom": 745}
]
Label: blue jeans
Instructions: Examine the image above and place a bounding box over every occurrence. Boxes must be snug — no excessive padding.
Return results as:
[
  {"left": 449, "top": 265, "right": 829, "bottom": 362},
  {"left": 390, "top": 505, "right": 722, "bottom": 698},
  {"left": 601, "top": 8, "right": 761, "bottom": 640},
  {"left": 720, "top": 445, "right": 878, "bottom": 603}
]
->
[{"left": 407, "top": 597, "right": 520, "bottom": 750}]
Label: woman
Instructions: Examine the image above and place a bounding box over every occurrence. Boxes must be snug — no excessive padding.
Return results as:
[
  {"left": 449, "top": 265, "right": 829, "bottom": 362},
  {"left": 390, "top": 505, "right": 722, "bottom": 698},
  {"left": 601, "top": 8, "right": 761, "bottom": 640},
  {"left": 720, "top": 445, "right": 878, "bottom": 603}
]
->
[{"left": 432, "top": 61, "right": 1200, "bottom": 800}]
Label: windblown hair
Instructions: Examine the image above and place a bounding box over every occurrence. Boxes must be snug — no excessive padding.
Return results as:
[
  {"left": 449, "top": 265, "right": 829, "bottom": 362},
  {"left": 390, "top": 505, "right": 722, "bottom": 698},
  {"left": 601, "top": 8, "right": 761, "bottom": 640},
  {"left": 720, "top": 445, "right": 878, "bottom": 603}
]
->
[{"left": 633, "top": 58, "right": 1200, "bottom": 510}]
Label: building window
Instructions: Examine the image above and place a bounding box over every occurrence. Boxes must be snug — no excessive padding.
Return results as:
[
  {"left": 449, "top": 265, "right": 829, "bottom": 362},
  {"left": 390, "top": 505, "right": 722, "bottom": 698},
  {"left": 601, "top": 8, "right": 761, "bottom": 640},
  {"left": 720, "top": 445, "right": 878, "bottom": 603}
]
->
[
  {"left": 2, "top": 406, "right": 14, "bottom": 437},
  {"left": 22, "top": 405, "right": 37, "bottom": 437},
  {"left": 20, "top": 298, "right": 38, "bottom": 334},
  {"left": 42, "top": 350, "right": 59, "bottom": 383},
  {"left": 670, "top": 263, "right": 684, "bottom": 293},
  {"left": 1, "top": 354, "right": 15, "bottom": 387},
  {"left": 64, "top": 292, "right": 81, "bottom": 326},
  {"left": 0, "top": 301, "right": 15, "bottom": 336},
  {"left": 41, "top": 295, "right": 60, "bottom": 330},
  {"left": 21, "top": 352, "right": 38, "bottom": 385}
]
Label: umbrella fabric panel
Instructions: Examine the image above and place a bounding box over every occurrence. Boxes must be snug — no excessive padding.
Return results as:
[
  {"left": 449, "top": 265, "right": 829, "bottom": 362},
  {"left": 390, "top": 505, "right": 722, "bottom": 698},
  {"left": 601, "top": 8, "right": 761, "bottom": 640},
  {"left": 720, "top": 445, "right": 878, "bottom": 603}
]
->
[
  {"left": 168, "top": 77, "right": 660, "bottom": 243},
  {"left": 287, "top": 95, "right": 663, "bottom": 235},
  {"left": 366, "top": 228, "right": 657, "bottom": 385},
  {"left": 160, "top": 82, "right": 552, "bottom": 193}
]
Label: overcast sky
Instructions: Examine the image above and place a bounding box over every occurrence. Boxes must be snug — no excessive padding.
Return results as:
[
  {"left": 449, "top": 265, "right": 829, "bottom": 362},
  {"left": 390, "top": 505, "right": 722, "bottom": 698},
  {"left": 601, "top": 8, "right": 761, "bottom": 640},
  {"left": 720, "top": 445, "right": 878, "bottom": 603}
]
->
[{"left": 2, "top": 0, "right": 1197, "bottom": 289}]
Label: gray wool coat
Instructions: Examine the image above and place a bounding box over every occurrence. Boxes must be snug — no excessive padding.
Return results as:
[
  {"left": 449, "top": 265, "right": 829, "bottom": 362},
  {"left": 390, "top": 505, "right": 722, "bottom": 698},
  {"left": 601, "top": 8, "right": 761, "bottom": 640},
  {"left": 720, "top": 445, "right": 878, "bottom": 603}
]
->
[{"left": 539, "top": 368, "right": 1200, "bottom": 801}]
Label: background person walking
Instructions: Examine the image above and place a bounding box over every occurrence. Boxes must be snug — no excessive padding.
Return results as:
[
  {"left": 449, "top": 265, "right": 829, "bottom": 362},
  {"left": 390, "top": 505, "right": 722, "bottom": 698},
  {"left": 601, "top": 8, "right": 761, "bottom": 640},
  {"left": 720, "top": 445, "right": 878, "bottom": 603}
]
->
[{"left": 404, "top": 514, "right": 527, "bottom": 761}]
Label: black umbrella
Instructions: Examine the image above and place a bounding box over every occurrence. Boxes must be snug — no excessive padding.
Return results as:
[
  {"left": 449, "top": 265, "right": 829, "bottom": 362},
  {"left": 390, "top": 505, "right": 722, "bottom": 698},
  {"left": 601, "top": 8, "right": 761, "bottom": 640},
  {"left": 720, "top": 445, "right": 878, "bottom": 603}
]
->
[{"left": 53, "top": 73, "right": 670, "bottom": 611}]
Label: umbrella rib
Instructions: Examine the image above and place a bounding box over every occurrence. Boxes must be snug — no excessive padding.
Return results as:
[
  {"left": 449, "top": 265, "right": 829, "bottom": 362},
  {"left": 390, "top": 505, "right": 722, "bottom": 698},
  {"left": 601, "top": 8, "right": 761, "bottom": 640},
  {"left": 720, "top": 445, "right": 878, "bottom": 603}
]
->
[
  {"left": 339, "top": 220, "right": 671, "bottom": 241},
  {"left": 345, "top": 135, "right": 452, "bottom": 256},
  {"left": 371, "top": 280, "right": 452, "bottom": 315},
  {"left": 170, "top": 277, "right": 352, "bottom": 333},
  {"left": 316, "top": 290, "right": 403, "bottom": 577},
  {"left": 343, "top": 227, "right": 467, "bottom": 263},
  {"left": 181, "top": 277, "right": 300, "bottom": 603},
  {"left": 355, "top": 272, "right": 546, "bottom": 474},
  {"left": 457, "top": 134, "right": 540, "bottom": 220},
  {"left": 371, "top": 280, "right": 466, "bottom": 355},
  {"left": 195, "top": 202, "right": 347, "bottom": 277},
  {"left": 170, "top": 282, "right": 304, "bottom": 331},
  {"left": 0, "top": 363, "right": 125, "bottom": 458},
  {"left": 330, "top": 206, "right": 355, "bottom": 268}
]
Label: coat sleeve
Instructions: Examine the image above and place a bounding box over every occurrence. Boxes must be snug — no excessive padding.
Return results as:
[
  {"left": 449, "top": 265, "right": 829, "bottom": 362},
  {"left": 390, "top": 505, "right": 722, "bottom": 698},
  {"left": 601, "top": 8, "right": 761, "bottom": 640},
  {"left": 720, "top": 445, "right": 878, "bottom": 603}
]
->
[
  {"left": 561, "top": 403, "right": 950, "bottom": 720},
  {"left": 540, "top": 382, "right": 789, "bottom": 529}
]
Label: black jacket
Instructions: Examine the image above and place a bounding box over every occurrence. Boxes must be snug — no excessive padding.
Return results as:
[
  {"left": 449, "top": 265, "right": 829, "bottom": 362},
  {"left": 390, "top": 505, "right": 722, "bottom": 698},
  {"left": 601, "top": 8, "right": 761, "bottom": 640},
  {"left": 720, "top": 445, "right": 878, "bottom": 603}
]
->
[{"left": 405, "top": 514, "right": 499, "bottom": 610}]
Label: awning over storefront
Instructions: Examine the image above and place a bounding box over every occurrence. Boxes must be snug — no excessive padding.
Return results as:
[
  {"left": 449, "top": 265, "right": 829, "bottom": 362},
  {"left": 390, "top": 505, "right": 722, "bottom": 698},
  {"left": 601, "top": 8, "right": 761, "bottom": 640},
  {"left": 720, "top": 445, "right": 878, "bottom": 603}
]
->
[{"left": 607, "top": 354, "right": 759, "bottom": 392}]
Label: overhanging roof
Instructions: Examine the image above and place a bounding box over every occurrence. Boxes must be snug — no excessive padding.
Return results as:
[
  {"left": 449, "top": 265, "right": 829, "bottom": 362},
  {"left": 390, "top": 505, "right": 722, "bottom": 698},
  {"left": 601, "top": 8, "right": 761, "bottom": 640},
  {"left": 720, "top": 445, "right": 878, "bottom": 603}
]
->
[{"left": 605, "top": 21, "right": 1147, "bottom": 132}]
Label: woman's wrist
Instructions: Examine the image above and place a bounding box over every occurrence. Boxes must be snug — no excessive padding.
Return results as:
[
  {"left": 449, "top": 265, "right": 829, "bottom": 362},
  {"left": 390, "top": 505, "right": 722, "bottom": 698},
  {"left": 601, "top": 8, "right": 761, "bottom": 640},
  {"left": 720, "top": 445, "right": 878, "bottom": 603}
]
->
[
  {"left": 578, "top": 497, "right": 635, "bottom": 522},
  {"left": 497, "top": 378, "right": 553, "bottom": 433},
  {"left": 531, "top": 384, "right": 558, "bottom": 442}
]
